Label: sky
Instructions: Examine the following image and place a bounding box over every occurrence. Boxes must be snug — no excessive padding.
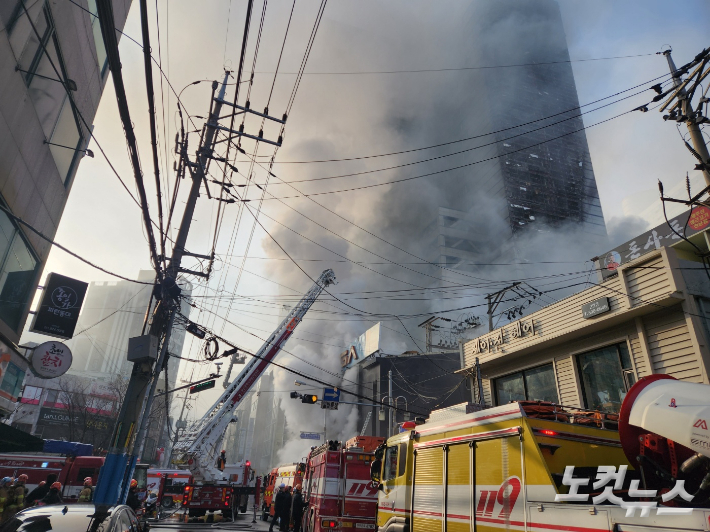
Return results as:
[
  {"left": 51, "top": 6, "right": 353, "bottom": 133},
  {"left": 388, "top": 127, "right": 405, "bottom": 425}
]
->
[{"left": 18, "top": 0, "right": 710, "bottom": 462}]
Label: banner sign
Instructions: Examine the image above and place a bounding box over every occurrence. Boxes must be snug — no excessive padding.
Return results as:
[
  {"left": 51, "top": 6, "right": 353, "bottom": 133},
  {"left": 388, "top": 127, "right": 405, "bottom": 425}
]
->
[
  {"left": 340, "top": 323, "right": 381, "bottom": 372},
  {"left": 30, "top": 273, "right": 88, "bottom": 339},
  {"left": 599, "top": 206, "right": 710, "bottom": 280},
  {"left": 29, "top": 341, "right": 72, "bottom": 379}
]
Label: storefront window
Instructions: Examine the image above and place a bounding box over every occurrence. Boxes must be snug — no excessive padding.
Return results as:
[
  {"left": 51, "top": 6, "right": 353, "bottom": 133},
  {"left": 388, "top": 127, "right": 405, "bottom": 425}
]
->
[
  {"left": 20, "top": 385, "right": 42, "bottom": 404},
  {"left": 577, "top": 343, "right": 634, "bottom": 413},
  {"left": 495, "top": 364, "right": 558, "bottom": 404}
]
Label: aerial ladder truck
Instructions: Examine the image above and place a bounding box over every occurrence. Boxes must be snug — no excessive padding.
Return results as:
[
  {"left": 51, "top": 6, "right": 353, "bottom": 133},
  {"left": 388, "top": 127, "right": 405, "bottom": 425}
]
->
[{"left": 174, "top": 269, "right": 336, "bottom": 519}]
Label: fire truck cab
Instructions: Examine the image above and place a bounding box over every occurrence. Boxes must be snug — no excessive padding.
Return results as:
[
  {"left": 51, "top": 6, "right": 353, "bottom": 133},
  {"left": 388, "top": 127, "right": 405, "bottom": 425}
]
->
[
  {"left": 303, "top": 436, "right": 384, "bottom": 532},
  {"left": 263, "top": 462, "right": 305, "bottom": 520}
]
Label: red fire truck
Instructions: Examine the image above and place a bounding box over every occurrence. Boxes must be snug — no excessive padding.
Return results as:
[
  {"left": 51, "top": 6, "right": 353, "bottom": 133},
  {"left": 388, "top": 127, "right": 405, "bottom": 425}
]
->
[
  {"left": 0, "top": 453, "right": 148, "bottom": 503},
  {"left": 262, "top": 462, "right": 305, "bottom": 520},
  {"left": 181, "top": 462, "right": 258, "bottom": 519},
  {"left": 302, "top": 436, "right": 384, "bottom": 532},
  {"left": 147, "top": 468, "right": 193, "bottom": 509}
]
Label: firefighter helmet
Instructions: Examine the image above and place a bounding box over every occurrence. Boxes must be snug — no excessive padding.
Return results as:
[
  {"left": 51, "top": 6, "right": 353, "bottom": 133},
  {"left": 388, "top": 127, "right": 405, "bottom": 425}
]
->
[
  {"left": 130, "top": 479, "right": 138, "bottom": 488},
  {"left": 51, "top": 482, "right": 62, "bottom": 490},
  {"left": 17, "top": 474, "right": 28, "bottom": 483},
  {"left": 0, "top": 477, "right": 11, "bottom": 486}
]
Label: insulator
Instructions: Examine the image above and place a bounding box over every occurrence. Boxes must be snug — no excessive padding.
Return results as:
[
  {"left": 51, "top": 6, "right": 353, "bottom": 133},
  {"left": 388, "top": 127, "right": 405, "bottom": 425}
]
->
[
  {"left": 282, "top": 114, "right": 288, "bottom": 122},
  {"left": 264, "top": 107, "right": 269, "bottom": 115},
  {"left": 277, "top": 136, "right": 283, "bottom": 145},
  {"left": 239, "top": 123, "right": 244, "bottom": 132},
  {"left": 245, "top": 100, "right": 250, "bottom": 109},
  {"left": 258, "top": 129, "right": 263, "bottom": 138}
]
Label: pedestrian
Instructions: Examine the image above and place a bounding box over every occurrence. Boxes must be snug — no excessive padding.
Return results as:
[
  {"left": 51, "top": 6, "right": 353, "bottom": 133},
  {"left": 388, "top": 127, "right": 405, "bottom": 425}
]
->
[
  {"left": 39, "top": 482, "right": 63, "bottom": 506},
  {"left": 0, "top": 477, "right": 12, "bottom": 522},
  {"left": 126, "top": 479, "right": 141, "bottom": 512},
  {"left": 291, "top": 485, "right": 305, "bottom": 532},
  {"left": 78, "top": 477, "right": 94, "bottom": 503},
  {"left": 280, "top": 485, "right": 292, "bottom": 532},
  {"left": 26, "top": 473, "right": 56, "bottom": 507}
]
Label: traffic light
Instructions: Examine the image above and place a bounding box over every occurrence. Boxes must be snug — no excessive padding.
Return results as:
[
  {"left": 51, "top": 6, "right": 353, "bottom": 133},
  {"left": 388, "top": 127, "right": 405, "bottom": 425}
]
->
[
  {"left": 189, "top": 380, "right": 216, "bottom": 394},
  {"left": 301, "top": 394, "right": 318, "bottom": 404},
  {"left": 290, "top": 391, "right": 299, "bottom": 399}
]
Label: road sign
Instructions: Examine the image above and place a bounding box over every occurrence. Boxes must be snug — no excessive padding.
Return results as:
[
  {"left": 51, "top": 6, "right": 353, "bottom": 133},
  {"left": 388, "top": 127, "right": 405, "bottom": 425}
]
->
[
  {"left": 190, "top": 380, "right": 216, "bottom": 394},
  {"left": 323, "top": 387, "right": 341, "bottom": 402},
  {"left": 300, "top": 432, "right": 321, "bottom": 440},
  {"left": 321, "top": 401, "right": 339, "bottom": 410}
]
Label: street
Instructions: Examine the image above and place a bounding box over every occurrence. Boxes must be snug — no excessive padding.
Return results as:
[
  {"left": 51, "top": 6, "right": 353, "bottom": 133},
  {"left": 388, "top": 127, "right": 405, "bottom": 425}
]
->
[{"left": 149, "top": 511, "right": 272, "bottom": 532}]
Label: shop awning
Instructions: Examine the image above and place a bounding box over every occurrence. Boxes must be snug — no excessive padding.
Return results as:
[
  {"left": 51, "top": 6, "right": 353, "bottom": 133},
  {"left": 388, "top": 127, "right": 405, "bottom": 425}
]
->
[{"left": 0, "top": 423, "right": 44, "bottom": 452}]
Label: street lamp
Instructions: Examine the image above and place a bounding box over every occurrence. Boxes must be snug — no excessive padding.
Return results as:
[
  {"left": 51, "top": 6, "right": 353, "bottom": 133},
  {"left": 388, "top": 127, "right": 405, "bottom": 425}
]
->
[{"left": 294, "top": 380, "right": 308, "bottom": 386}]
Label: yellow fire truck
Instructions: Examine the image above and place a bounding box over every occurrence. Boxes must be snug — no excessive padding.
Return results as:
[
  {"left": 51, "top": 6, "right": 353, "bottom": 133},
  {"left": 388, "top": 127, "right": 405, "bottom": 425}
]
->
[{"left": 372, "top": 375, "right": 710, "bottom": 532}]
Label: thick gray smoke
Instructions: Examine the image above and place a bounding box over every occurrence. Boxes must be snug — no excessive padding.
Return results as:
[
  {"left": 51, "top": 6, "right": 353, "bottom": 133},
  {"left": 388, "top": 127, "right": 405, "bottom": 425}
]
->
[{"left": 248, "top": 0, "right": 629, "bottom": 463}]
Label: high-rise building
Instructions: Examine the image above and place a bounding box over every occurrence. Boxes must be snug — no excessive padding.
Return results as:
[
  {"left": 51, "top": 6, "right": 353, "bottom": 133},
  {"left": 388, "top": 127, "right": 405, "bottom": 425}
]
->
[
  {"left": 0, "top": 0, "right": 132, "bottom": 416},
  {"left": 436, "top": 0, "right": 606, "bottom": 276}
]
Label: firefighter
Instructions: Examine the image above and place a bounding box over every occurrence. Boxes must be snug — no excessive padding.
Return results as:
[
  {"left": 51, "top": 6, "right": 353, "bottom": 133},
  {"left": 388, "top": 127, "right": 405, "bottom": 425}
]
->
[
  {"left": 0, "top": 477, "right": 12, "bottom": 522},
  {"left": 39, "top": 482, "right": 63, "bottom": 506},
  {"left": 291, "top": 485, "right": 305, "bottom": 532},
  {"left": 217, "top": 450, "right": 227, "bottom": 471},
  {"left": 26, "top": 474, "right": 57, "bottom": 506},
  {"left": 7, "top": 474, "right": 28, "bottom": 516},
  {"left": 126, "top": 479, "right": 141, "bottom": 512},
  {"left": 269, "top": 484, "right": 285, "bottom": 532},
  {"left": 280, "top": 485, "right": 292, "bottom": 532},
  {"left": 78, "top": 477, "right": 94, "bottom": 503}
]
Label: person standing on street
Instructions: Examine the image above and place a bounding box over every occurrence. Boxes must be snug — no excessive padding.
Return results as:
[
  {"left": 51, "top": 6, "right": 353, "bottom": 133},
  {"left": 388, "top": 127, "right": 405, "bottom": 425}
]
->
[
  {"left": 269, "top": 484, "right": 285, "bottom": 532},
  {"left": 291, "top": 485, "right": 305, "bottom": 532},
  {"left": 280, "top": 486, "right": 292, "bottom": 532},
  {"left": 126, "top": 479, "right": 141, "bottom": 512},
  {"left": 26, "top": 474, "right": 57, "bottom": 506}
]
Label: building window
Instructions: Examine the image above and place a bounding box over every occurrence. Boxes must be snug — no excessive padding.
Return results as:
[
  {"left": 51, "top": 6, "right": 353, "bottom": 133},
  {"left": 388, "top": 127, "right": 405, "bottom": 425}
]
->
[
  {"left": 15, "top": 1, "right": 84, "bottom": 185},
  {"left": 0, "top": 363, "right": 25, "bottom": 398},
  {"left": 494, "top": 363, "right": 558, "bottom": 404},
  {"left": 20, "top": 385, "right": 42, "bottom": 404},
  {"left": 0, "top": 205, "right": 38, "bottom": 332},
  {"left": 86, "top": 0, "right": 108, "bottom": 77},
  {"left": 577, "top": 343, "right": 635, "bottom": 413}
]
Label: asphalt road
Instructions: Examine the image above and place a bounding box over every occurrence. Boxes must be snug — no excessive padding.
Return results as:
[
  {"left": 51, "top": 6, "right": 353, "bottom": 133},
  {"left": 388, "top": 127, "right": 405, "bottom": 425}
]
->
[{"left": 149, "top": 511, "right": 272, "bottom": 532}]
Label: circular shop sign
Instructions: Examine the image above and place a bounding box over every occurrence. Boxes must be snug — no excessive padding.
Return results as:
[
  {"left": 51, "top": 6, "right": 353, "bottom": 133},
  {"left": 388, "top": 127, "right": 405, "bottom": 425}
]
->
[{"left": 30, "top": 341, "right": 73, "bottom": 379}]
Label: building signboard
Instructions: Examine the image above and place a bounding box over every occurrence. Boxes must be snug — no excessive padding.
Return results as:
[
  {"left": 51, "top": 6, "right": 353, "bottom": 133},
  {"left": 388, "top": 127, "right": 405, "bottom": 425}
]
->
[
  {"left": 340, "top": 323, "right": 380, "bottom": 372},
  {"left": 29, "top": 341, "right": 72, "bottom": 379},
  {"left": 599, "top": 206, "right": 710, "bottom": 280},
  {"left": 582, "top": 297, "right": 610, "bottom": 319},
  {"left": 300, "top": 432, "right": 321, "bottom": 440},
  {"left": 470, "top": 319, "right": 535, "bottom": 355},
  {"left": 29, "top": 273, "right": 88, "bottom": 339}
]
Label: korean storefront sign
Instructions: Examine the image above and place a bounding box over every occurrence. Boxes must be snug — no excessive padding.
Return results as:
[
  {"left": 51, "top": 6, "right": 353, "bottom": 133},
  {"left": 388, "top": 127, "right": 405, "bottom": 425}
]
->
[
  {"left": 29, "top": 341, "right": 72, "bottom": 379},
  {"left": 470, "top": 319, "right": 535, "bottom": 354},
  {"left": 598, "top": 206, "right": 710, "bottom": 280},
  {"left": 29, "top": 273, "right": 88, "bottom": 340}
]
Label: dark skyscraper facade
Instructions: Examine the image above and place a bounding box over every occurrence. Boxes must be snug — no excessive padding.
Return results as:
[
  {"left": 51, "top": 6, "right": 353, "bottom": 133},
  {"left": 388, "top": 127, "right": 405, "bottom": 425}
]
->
[{"left": 436, "top": 0, "right": 606, "bottom": 274}]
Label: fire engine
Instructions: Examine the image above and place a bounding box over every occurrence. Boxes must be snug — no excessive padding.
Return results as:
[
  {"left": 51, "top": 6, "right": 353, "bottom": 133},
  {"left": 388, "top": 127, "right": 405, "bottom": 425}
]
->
[
  {"left": 262, "top": 463, "right": 306, "bottom": 520},
  {"left": 147, "top": 468, "right": 193, "bottom": 508},
  {"left": 0, "top": 453, "right": 149, "bottom": 503},
  {"left": 174, "top": 269, "right": 336, "bottom": 519},
  {"left": 302, "top": 435, "right": 384, "bottom": 532},
  {"left": 373, "top": 374, "right": 710, "bottom": 532}
]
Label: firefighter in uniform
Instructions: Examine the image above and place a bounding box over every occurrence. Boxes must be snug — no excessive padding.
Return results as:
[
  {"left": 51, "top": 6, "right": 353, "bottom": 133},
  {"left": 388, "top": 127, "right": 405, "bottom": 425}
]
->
[
  {"left": 126, "top": 479, "right": 141, "bottom": 512},
  {"left": 7, "top": 474, "right": 28, "bottom": 517},
  {"left": 0, "top": 477, "right": 12, "bottom": 522},
  {"left": 78, "top": 477, "right": 94, "bottom": 503},
  {"left": 291, "top": 485, "right": 305, "bottom": 532}
]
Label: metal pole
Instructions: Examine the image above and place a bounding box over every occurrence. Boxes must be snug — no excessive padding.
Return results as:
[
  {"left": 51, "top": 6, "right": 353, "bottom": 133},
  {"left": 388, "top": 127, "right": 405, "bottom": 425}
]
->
[
  {"left": 663, "top": 50, "right": 710, "bottom": 187},
  {"left": 388, "top": 370, "right": 393, "bottom": 437},
  {"left": 487, "top": 297, "right": 493, "bottom": 332}
]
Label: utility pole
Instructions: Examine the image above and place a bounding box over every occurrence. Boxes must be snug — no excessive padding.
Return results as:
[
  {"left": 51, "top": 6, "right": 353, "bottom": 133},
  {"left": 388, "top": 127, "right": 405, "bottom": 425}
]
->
[
  {"left": 660, "top": 49, "right": 710, "bottom": 187},
  {"left": 93, "top": 72, "right": 232, "bottom": 508},
  {"left": 485, "top": 282, "right": 521, "bottom": 331},
  {"left": 388, "top": 370, "right": 393, "bottom": 437}
]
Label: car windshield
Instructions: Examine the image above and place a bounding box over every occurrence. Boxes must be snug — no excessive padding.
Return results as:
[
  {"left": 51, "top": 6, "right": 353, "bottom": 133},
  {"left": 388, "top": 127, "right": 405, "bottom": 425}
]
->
[{"left": 0, "top": 505, "right": 113, "bottom": 532}]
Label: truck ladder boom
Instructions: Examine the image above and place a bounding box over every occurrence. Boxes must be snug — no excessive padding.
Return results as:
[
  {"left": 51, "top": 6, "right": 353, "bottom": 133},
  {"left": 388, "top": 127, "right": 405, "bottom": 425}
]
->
[{"left": 173, "top": 269, "right": 336, "bottom": 480}]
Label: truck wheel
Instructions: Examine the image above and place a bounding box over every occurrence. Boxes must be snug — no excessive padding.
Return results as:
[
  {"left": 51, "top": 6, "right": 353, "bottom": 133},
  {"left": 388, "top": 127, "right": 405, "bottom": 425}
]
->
[{"left": 161, "top": 496, "right": 174, "bottom": 509}]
